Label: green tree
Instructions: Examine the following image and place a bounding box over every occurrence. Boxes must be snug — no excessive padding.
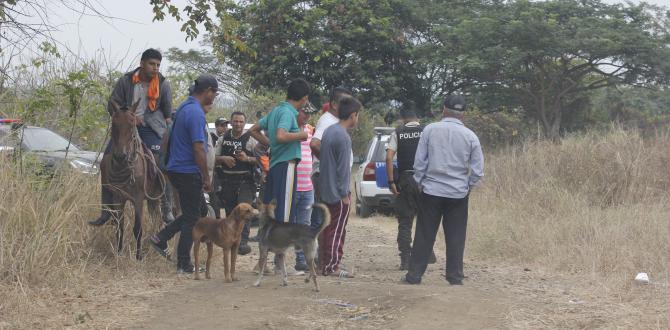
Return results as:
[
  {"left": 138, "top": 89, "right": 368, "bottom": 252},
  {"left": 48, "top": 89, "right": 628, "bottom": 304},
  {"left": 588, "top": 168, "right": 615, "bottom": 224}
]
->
[{"left": 456, "top": 0, "right": 670, "bottom": 139}]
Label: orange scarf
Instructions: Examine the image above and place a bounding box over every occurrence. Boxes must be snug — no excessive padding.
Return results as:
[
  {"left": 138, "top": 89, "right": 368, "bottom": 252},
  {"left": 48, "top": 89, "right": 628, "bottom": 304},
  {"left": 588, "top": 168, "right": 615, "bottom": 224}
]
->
[{"left": 132, "top": 70, "right": 160, "bottom": 112}]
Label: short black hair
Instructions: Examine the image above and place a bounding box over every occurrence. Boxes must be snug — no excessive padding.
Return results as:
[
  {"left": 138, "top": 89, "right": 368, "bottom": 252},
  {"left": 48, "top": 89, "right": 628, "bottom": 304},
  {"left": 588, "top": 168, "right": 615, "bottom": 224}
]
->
[
  {"left": 141, "top": 48, "right": 162, "bottom": 62},
  {"left": 230, "top": 111, "right": 246, "bottom": 120},
  {"left": 399, "top": 108, "right": 417, "bottom": 119},
  {"left": 337, "top": 96, "right": 362, "bottom": 120},
  {"left": 329, "top": 86, "right": 351, "bottom": 104},
  {"left": 286, "top": 78, "right": 311, "bottom": 101}
]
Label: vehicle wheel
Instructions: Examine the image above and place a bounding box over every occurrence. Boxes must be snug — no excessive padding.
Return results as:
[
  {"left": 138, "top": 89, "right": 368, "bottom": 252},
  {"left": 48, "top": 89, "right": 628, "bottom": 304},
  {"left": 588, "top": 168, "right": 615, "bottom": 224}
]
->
[{"left": 357, "top": 201, "right": 373, "bottom": 218}]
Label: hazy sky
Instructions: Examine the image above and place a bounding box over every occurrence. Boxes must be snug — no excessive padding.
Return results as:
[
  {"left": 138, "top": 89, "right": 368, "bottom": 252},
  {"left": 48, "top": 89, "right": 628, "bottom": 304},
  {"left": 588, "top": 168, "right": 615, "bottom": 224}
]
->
[
  {"left": 35, "top": 0, "right": 670, "bottom": 70},
  {"left": 45, "top": 0, "right": 202, "bottom": 70}
]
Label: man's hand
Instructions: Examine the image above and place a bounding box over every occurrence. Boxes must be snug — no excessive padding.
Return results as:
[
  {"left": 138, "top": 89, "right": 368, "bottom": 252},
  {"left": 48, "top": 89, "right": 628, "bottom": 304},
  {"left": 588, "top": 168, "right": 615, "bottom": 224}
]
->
[
  {"left": 298, "top": 130, "right": 308, "bottom": 141},
  {"left": 203, "top": 178, "right": 213, "bottom": 192},
  {"left": 166, "top": 118, "right": 172, "bottom": 125},
  {"left": 390, "top": 183, "right": 399, "bottom": 196},
  {"left": 135, "top": 115, "right": 145, "bottom": 126},
  {"left": 234, "top": 150, "right": 249, "bottom": 162},
  {"left": 222, "top": 156, "right": 236, "bottom": 168},
  {"left": 341, "top": 196, "right": 350, "bottom": 205}
]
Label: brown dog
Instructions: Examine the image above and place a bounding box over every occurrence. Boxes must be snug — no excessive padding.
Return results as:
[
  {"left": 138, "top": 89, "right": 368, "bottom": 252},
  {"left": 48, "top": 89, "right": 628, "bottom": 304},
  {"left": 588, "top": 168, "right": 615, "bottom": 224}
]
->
[{"left": 192, "top": 203, "right": 259, "bottom": 281}]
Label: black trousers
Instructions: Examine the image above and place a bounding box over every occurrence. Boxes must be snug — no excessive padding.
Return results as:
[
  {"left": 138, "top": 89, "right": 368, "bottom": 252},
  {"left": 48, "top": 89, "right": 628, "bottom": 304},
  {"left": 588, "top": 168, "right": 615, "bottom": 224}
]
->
[
  {"left": 220, "top": 174, "right": 256, "bottom": 242},
  {"left": 407, "top": 192, "right": 469, "bottom": 283},
  {"left": 157, "top": 172, "right": 207, "bottom": 268},
  {"left": 394, "top": 172, "right": 420, "bottom": 254}
]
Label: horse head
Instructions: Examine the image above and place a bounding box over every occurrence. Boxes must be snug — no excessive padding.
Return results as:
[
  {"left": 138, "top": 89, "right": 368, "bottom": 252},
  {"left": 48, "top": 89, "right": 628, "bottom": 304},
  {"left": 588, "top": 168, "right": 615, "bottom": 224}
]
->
[{"left": 110, "top": 99, "right": 140, "bottom": 158}]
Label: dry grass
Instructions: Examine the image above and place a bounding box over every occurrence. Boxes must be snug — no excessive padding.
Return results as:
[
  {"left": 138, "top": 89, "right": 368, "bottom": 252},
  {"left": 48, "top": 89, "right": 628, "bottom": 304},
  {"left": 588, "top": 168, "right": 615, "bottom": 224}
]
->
[
  {"left": 469, "top": 127, "right": 670, "bottom": 287},
  {"left": 0, "top": 161, "right": 175, "bottom": 328}
]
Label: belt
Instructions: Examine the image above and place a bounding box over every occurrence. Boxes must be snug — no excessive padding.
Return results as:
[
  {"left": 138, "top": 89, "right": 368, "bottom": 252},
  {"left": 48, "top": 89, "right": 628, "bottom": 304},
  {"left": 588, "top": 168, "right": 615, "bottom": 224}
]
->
[{"left": 399, "top": 170, "right": 415, "bottom": 174}]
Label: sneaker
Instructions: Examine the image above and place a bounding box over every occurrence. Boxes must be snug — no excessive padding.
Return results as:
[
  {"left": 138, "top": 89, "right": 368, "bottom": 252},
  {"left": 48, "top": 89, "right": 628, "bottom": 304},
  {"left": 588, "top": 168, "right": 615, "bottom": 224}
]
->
[
  {"left": 148, "top": 235, "right": 169, "bottom": 259},
  {"left": 327, "top": 269, "right": 354, "bottom": 278},
  {"left": 446, "top": 278, "right": 463, "bottom": 285},
  {"left": 287, "top": 269, "right": 305, "bottom": 276},
  {"left": 295, "top": 263, "right": 309, "bottom": 272},
  {"left": 238, "top": 243, "right": 252, "bottom": 255},
  {"left": 177, "top": 265, "right": 195, "bottom": 274}
]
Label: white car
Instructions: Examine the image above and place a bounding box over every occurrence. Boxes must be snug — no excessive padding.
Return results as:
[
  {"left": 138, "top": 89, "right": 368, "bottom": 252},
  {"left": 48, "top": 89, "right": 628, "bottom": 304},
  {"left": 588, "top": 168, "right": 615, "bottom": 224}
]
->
[{"left": 354, "top": 127, "right": 397, "bottom": 218}]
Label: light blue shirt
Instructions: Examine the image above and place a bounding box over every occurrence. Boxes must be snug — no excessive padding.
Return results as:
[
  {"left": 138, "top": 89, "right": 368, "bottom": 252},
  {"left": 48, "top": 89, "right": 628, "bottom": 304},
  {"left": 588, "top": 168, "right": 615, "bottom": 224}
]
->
[{"left": 413, "top": 117, "right": 484, "bottom": 199}]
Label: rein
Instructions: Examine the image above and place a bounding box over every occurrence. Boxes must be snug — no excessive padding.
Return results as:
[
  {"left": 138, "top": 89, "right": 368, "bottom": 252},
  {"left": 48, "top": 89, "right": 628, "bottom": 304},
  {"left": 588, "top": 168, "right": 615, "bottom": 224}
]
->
[{"left": 107, "top": 114, "right": 166, "bottom": 201}]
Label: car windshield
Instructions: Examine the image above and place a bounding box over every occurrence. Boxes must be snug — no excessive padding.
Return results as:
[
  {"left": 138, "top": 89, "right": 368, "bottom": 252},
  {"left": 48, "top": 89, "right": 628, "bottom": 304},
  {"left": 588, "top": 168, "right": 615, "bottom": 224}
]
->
[{"left": 22, "top": 127, "right": 80, "bottom": 152}]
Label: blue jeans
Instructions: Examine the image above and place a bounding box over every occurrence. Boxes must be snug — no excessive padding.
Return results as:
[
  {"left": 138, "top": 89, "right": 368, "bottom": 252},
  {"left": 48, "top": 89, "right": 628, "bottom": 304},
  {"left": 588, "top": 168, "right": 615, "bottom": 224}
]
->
[{"left": 289, "top": 190, "right": 314, "bottom": 265}]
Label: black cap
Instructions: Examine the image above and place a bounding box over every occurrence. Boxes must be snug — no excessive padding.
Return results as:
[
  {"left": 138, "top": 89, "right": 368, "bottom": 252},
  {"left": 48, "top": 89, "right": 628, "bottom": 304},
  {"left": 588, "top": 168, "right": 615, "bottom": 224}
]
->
[
  {"left": 443, "top": 95, "right": 466, "bottom": 112},
  {"left": 215, "top": 117, "right": 229, "bottom": 126},
  {"left": 189, "top": 74, "right": 219, "bottom": 95}
]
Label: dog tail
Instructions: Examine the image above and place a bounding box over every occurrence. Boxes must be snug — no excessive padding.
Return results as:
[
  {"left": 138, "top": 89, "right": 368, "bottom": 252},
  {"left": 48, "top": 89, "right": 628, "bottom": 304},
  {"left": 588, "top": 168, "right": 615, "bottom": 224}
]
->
[{"left": 311, "top": 203, "right": 331, "bottom": 237}]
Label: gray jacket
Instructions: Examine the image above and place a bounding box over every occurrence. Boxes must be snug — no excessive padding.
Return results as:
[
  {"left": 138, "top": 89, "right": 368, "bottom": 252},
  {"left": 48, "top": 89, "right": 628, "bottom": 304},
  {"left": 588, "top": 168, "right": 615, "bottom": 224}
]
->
[{"left": 107, "top": 69, "right": 173, "bottom": 138}]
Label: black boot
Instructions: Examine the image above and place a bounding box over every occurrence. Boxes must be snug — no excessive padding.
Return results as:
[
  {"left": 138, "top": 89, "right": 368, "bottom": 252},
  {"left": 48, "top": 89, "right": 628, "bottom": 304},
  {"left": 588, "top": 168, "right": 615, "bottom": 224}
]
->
[
  {"left": 88, "top": 186, "right": 113, "bottom": 226},
  {"left": 400, "top": 252, "right": 411, "bottom": 271},
  {"left": 161, "top": 184, "right": 176, "bottom": 224}
]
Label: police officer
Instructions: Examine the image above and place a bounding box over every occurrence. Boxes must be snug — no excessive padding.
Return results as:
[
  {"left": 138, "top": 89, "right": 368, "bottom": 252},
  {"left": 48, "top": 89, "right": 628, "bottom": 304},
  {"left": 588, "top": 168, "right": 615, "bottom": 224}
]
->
[
  {"left": 211, "top": 117, "right": 229, "bottom": 146},
  {"left": 215, "top": 111, "right": 258, "bottom": 255},
  {"left": 386, "top": 108, "right": 435, "bottom": 270}
]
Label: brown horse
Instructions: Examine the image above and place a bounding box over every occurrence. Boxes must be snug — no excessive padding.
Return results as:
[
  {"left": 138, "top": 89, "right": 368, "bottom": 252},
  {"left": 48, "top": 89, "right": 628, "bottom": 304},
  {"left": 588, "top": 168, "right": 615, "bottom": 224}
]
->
[{"left": 100, "top": 100, "right": 165, "bottom": 260}]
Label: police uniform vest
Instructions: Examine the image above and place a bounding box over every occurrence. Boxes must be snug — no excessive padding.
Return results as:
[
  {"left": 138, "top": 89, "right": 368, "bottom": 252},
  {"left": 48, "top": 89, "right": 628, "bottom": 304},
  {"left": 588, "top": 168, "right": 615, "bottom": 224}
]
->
[
  {"left": 395, "top": 123, "right": 423, "bottom": 172},
  {"left": 221, "top": 130, "right": 254, "bottom": 174}
]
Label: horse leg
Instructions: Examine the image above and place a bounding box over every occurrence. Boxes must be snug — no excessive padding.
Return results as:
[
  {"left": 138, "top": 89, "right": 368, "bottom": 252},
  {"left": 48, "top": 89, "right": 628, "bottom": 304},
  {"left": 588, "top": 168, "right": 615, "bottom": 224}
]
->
[
  {"left": 110, "top": 199, "right": 125, "bottom": 255},
  {"left": 133, "top": 201, "right": 143, "bottom": 260},
  {"left": 116, "top": 211, "right": 124, "bottom": 255}
]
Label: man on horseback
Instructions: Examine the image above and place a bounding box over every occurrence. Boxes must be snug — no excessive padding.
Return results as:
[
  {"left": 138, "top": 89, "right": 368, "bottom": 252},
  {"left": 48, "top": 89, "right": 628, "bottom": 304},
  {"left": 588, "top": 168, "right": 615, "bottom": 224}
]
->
[{"left": 88, "top": 48, "right": 175, "bottom": 226}]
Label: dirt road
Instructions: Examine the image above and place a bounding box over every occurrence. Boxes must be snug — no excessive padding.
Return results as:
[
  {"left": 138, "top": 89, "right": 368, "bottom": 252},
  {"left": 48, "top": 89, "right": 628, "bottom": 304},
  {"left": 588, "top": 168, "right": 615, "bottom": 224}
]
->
[
  {"left": 132, "top": 215, "right": 509, "bottom": 329},
  {"left": 27, "top": 213, "right": 667, "bottom": 329}
]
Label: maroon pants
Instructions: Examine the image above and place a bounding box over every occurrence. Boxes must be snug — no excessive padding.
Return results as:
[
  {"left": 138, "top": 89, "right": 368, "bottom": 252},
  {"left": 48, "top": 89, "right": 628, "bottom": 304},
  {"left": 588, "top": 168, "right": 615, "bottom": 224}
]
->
[{"left": 319, "top": 196, "right": 351, "bottom": 275}]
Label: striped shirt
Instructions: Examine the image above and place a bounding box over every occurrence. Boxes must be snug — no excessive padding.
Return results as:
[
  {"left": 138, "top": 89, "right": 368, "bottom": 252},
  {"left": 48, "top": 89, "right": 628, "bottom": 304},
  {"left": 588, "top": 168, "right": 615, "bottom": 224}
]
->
[{"left": 296, "top": 125, "right": 314, "bottom": 192}]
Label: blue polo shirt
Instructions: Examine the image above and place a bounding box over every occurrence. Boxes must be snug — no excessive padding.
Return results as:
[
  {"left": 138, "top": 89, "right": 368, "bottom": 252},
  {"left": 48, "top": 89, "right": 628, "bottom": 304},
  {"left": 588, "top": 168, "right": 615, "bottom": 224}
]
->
[
  {"left": 258, "top": 101, "right": 302, "bottom": 168},
  {"left": 167, "top": 96, "right": 208, "bottom": 173}
]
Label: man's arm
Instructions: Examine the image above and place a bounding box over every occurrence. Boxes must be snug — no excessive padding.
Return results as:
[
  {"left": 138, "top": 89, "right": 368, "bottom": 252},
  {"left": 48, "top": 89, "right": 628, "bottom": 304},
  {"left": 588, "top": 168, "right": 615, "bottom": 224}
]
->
[
  {"left": 386, "top": 131, "right": 398, "bottom": 195},
  {"left": 336, "top": 136, "right": 350, "bottom": 203},
  {"left": 468, "top": 138, "right": 484, "bottom": 189},
  {"left": 160, "top": 80, "right": 173, "bottom": 124},
  {"left": 386, "top": 149, "right": 398, "bottom": 195},
  {"left": 248, "top": 124, "right": 270, "bottom": 146},
  {"left": 107, "top": 77, "right": 126, "bottom": 116},
  {"left": 276, "top": 128, "right": 307, "bottom": 144},
  {"left": 413, "top": 129, "right": 430, "bottom": 187},
  {"left": 193, "top": 142, "right": 211, "bottom": 191},
  {"left": 275, "top": 111, "right": 307, "bottom": 143},
  {"left": 310, "top": 138, "right": 321, "bottom": 158}
]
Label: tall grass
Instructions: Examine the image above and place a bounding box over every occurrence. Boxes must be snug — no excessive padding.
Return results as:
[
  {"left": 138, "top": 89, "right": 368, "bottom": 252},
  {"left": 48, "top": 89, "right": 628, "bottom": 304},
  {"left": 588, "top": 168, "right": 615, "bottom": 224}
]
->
[
  {"left": 0, "top": 159, "right": 169, "bottom": 285},
  {"left": 469, "top": 127, "right": 670, "bottom": 285}
]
